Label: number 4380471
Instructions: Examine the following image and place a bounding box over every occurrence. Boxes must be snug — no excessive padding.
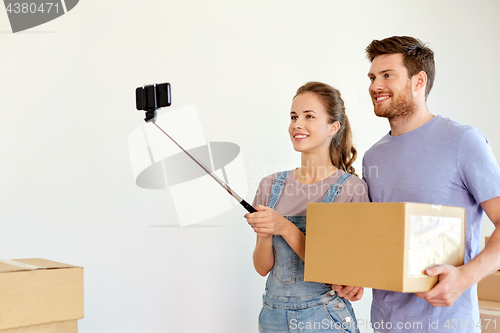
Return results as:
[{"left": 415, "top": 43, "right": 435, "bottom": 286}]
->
[
  {"left": 442, "top": 318, "right": 496, "bottom": 330},
  {"left": 6, "top": 3, "right": 60, "bottom": 14}
]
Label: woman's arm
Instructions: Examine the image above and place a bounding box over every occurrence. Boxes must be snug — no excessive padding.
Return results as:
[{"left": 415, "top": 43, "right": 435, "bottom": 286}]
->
[{"left": 252, "top": 234, "right": 274, "bottom": 276}]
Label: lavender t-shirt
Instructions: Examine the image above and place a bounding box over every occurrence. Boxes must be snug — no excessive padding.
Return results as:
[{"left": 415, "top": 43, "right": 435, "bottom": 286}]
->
[
  {"left": 252, "top": 169, "right": 369, "bottom": 214},
  {"left": 363, "top": 115, "right": 500, "bottom": 333}
]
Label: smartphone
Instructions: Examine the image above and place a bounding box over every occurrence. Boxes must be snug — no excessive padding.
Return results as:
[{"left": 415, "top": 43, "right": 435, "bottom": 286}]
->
[{"left": 136, "top": 83, "right": 171, "bottom": 122}]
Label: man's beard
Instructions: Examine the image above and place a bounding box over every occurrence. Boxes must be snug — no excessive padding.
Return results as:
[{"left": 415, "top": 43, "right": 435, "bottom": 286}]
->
[{"left": 373, "top": 82, "right": 416, "bottom": 121}]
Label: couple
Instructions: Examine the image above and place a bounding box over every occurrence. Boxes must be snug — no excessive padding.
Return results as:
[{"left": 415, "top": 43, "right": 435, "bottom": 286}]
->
[{"left": 245, "top": 36, "right": 500, "bottom": 333}]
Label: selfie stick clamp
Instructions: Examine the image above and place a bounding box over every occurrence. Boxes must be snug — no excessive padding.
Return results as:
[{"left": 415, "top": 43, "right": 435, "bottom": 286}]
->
[{"left": 136, "top": 83, "right": 256, "bottom": 214}]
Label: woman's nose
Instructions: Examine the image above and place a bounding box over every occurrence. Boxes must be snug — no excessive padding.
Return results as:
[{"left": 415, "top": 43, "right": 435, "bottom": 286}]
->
[{"left": 293, "top": 118, "right": 304, "bottom": 129}]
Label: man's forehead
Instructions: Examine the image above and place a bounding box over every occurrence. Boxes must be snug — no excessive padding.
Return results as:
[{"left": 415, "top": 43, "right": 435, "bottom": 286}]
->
[{"left": 369, "top": 53, "right": 406, "bottom": 75}]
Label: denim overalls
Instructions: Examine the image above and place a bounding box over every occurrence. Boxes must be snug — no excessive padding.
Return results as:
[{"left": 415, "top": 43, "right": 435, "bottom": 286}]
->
[{"left": 259, "top": 171, "right": 360, "bottom": 333}]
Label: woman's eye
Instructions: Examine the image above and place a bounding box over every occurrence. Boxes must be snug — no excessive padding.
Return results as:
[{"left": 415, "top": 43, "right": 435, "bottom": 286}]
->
[
  {"left": 306, "top": 115, "right": 314, "bottom": 119},
  {"left": 291, "top": 116, "right": 297, "bottom": 120}
]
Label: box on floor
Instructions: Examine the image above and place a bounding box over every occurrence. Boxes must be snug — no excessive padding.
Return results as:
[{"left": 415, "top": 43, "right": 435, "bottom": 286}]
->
[{"left": 0, "top": 259, "right": 83, "bottom": 332}]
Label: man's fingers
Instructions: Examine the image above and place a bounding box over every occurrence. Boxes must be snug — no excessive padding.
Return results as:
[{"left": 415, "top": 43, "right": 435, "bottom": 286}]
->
[
  {"left": 349, "top": 287, "right": 364, "bottom": 301},
  {"left": 331, "top": 284, "right": 344, "bottom": 292},
  {"left": 425, "top": 265, "right": 450, "bottom": 277},
  {"left": 332, "top": 285, "right": 351, "bottom": 298},
  {"left": 344, "top": 286, "right": 362, "bottom": 301}
]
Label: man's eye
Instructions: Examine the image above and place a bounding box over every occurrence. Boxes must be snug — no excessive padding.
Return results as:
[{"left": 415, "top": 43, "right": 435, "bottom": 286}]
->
[{"left": 384, "top": 74, "right": 392, "bottom": 78}]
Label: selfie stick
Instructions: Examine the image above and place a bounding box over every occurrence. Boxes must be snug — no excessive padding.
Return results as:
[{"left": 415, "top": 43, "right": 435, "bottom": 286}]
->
[
  {"left": 152, "top": 121, "right": 257, "bottom": 213},
  {"left": 136, "top": 83, "right": 256, "bottom": 214}
]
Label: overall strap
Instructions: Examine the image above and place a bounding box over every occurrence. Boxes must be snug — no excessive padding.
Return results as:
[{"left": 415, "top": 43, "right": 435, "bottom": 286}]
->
[
  {"left": 267, "top": 171, "right": 290, "bottom": 209},
  {"left": 320, "top": 172, "right": 354, "bottom": 203}
]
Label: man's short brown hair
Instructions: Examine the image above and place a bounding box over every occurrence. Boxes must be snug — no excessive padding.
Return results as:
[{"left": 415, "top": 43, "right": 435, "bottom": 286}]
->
[{"left": 366, "top": 36, "right": 435, "bottom": 99}]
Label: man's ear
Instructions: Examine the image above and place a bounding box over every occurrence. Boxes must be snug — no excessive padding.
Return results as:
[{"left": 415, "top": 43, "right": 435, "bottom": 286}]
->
[{"left": 413, "top": 70, "right": 428, "bottom": 94}]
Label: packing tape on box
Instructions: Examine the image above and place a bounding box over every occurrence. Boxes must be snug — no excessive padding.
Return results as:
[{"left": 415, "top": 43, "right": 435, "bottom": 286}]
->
[
  {"left": 0, "top": 259, "right": 42, "bottom": 270},
  {"left": 431, "top": 204, "right": 442, "bottom": 212},
  {"left": 407, "top": 215, "right": 462, "bottom": 278},
  {"left": 128, "top": 105, "right": 248, "bottom": 226}
]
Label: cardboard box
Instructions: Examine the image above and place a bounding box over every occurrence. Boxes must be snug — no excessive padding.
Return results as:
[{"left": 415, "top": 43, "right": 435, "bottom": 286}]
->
[
  {"left": 478, "top": 300, "right": 500, "bottom": 333},
  {"left": 0, "top": 259, "right": 83, "bottom": 331},
  {"left": 0, "top": 321, "right": 77, "bottom": 333},
  {"left": 478, "top": 271, "right": 500, "bottom": 302},
  {"left": 304, "top": 202, "right": 465, "bottom": 293}
]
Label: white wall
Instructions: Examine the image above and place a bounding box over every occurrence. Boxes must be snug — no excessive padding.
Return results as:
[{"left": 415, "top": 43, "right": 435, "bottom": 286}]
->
[{"left": 1, "top": 1, "right": 499, "bottom": 332}]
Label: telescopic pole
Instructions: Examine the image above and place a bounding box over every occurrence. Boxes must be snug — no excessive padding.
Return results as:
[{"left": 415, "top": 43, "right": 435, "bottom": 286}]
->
[{"left": 152, "top": 121, "right": 256, "bottom": 213}]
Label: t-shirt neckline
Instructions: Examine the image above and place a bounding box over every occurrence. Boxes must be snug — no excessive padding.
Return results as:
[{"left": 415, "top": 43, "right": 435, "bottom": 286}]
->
[{"left": 386, "top": 115, "right": 440, "bottom": 141}]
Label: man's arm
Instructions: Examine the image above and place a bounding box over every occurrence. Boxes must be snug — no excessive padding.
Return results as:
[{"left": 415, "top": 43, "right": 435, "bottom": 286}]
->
[{"left": 415, "top": 196, "right": 500, "bottom": 306}]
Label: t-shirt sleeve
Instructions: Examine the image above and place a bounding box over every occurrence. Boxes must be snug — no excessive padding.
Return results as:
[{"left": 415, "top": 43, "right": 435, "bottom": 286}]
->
[
  {"left": 252, "top": 175, "right": 273, "bottom": 207},
  {"left": 350, "top": 178, "right": 370, "bottom": 203},
  {"left": 252, "top": 179, "right": 264, "bottom": 207},
  {"left": 457, "top": 128, "right": 500, "bottom": 204},
  {"left": 340, "top": 176, "right": 370, "bottom": 203}
]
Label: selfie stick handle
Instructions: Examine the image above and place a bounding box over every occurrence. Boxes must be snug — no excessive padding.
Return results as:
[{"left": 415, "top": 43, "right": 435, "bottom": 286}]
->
[{"left": 152, "top": 122, "right": 257, "bottom": 214}]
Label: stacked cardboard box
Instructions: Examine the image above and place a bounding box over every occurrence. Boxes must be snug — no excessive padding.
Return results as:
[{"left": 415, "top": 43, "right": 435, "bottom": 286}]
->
[
  {"left": 478, "top": 301, "right": 500, "bottom": 333},
  {"left": 478, "top": 271, "right": 500, "bottom": 302},
  {"left": 0, "top": 259, "right": 84, "bottom": 332},
  {"left": 478, "top": 236, "right": 500, "bottom": 332},
  {"left": 304, "top": 202, "right": 465, "bottom": 292}
]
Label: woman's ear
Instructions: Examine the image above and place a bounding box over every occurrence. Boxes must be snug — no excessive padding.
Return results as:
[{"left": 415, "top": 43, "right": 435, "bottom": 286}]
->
[{"left": 329, "top": 121, "right": 341, "bottom": 136}]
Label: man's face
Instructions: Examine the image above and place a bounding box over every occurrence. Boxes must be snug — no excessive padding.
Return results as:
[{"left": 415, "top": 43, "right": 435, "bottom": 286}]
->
[{"left": 367, "top": 53, "right": 415, "bottom": 120}]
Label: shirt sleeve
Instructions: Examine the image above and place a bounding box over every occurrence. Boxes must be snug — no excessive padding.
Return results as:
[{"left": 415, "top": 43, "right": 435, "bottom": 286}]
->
[
  {"left": 457, "top": 127, "right": 500, "bottom": 204},
  {"left": 340, "top": 175, "right": 371, "bottom": 203},
  {"left": 252, "top": 175, "right": 273, "bottom": 207},
  {"left": 350, "top": 178, "right": 371, "bottom": 203}
]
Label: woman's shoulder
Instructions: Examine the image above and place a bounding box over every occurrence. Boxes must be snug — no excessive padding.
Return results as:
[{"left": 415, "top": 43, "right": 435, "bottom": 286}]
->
[
  {"left": 253, "top": 170, "right": 295, "bottom": 207},
  {"left": 260, "top": 170, "right": 294, "bottom": 182},
  {"left": 256, "top": 170, "right": 293, "bottom": 189},
  {"left": 335, "top": 170, "right": 370, "bottom": 202},
  {"left": 346, "top": 172, "right": 367, "bottom": 186},
  {"left": 334, "top": 170, "right": 367, "bottom": 186}
]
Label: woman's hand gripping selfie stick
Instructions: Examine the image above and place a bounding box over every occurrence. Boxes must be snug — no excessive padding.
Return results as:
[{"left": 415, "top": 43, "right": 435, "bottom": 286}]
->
[{"left": 136, "top": 82, "right": 257, "bottom": 214}]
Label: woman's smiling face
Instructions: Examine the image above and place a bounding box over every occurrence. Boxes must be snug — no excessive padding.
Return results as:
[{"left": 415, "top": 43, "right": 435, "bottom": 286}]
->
[{"left": 289, "top": 91, "right": 337, "bottom": 154}]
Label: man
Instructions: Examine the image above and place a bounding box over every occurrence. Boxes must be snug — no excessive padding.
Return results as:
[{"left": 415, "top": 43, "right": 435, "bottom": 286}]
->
[{"left": 361, "top": 36, "right": 500, "bottom": 332}]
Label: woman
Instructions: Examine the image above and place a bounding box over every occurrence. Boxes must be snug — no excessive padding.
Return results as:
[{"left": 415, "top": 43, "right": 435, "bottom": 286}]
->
[{"left": 245, "top": 82, "right": 369, "bottom": 332}]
